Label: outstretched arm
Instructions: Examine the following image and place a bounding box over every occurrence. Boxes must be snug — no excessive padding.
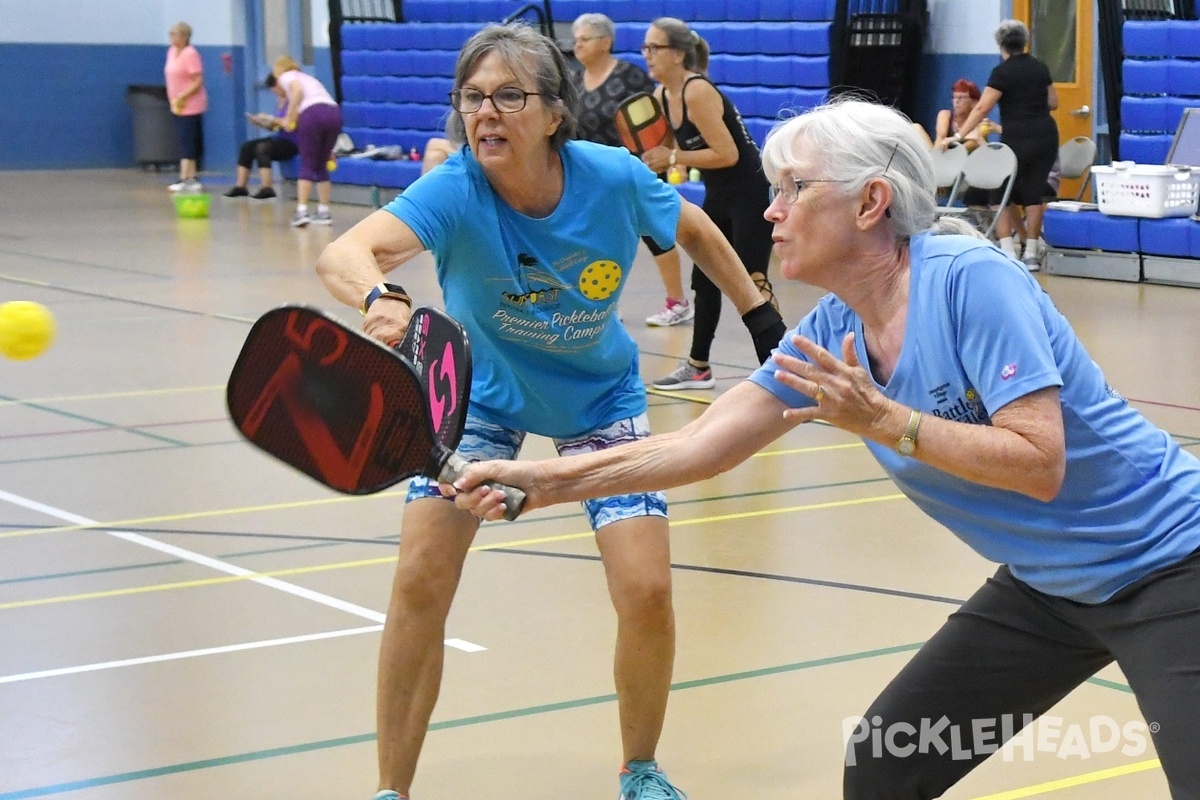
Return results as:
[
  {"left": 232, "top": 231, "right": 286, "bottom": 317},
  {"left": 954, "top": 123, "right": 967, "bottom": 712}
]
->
[{"left": 448, "top": 381, "right": 798, "bottom": 520}]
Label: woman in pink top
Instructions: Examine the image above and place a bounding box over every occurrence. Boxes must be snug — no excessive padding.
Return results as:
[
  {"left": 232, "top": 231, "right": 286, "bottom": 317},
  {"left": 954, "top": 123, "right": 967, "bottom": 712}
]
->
[
  {"left": 272, "top": 55, "right": 344, "bottom": 227},
  {"left": 164, "top": 22, "right": 208, "bottom": 192}
]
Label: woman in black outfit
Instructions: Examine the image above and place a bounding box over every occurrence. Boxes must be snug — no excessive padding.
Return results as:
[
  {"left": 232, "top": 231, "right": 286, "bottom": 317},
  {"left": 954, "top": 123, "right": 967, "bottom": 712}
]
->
[
  {"left": 954, "top": 19, "right": 1058, "bottom": 269},
  {"left": 640, "top": 17, "right": 779, "bottom": 390}
]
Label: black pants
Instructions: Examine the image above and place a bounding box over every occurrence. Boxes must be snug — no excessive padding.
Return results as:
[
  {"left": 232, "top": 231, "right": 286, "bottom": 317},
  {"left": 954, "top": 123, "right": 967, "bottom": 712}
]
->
[
  {"left": 689, "top": 182, "right": 774, "bottom": 364},
  {"left": 844, "top": 553, "right": 1200, "bottom": 799},
  {"left": 237, "top": 136, "right": 298, "bottom": 170}
]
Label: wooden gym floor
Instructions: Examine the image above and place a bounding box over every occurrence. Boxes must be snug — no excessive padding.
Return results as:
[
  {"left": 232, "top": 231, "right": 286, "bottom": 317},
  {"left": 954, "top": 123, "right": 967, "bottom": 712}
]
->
[{"left": 1, "top": 169, "right": 1196, "bottom": 799}]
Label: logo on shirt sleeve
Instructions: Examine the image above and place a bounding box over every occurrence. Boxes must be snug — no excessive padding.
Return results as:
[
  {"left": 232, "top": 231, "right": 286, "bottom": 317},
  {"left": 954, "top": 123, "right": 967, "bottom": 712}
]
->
[{"left": 1000, "top": 363, "right": 1018, "bottom": 380}]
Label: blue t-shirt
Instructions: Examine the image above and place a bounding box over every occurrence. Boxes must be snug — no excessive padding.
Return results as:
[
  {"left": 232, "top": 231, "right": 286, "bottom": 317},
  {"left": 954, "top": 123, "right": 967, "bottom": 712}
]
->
[
  {"left": 385, "top": 140, "right": 681, "bottom": 438},
  {"left": 750, "top": 232, "right": 1200, "bottom": 603}
]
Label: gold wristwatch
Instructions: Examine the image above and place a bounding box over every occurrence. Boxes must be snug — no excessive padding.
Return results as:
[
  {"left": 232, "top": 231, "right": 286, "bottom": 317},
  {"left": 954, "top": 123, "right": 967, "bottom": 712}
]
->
[{"left": 897, "top": 410, "right": 922, "bottom": 456}]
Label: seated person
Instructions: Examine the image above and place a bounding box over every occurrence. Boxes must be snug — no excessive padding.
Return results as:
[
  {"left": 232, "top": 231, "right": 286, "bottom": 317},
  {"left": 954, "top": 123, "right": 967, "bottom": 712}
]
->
[
  {"left": 916, "top": 78, "right": 999, "bottom": 153},
  {"left": 225, "top": 75, "right": 298, "bottom": 199}
]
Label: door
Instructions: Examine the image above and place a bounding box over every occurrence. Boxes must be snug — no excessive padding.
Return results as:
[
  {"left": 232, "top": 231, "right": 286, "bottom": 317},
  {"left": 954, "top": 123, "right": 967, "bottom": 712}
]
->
[{"left": 1013, "top": 0, "right": 1094, "bottom": 199}]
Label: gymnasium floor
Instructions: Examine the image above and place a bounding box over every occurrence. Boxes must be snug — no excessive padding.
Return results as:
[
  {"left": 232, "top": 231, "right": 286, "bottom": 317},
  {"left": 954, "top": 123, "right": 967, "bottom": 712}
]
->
[{"left": 1, "top": 169, "right": 1196, "bottom": 799}]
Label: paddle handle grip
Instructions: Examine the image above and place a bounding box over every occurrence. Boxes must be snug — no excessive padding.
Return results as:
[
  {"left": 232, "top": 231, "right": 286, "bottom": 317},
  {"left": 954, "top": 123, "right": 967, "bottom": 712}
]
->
[{"left": 438, "top": 452, "right": 527, "bottom": 521}]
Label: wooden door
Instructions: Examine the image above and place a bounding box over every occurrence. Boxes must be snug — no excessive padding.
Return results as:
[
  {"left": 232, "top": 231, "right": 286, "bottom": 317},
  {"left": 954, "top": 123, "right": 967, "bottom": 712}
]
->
[{"left": 1014, "top": 0, "right": 1095, "bottom": 199}]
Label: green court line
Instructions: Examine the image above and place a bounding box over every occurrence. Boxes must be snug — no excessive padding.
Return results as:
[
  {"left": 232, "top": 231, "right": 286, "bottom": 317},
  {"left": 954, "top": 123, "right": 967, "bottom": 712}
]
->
[
  {"left": 0, "top": 396, "right": 188, "bottom": 447},
  {"left": 0, "top": 642, "right": 924, "bottom": 800},
  {"left": 0, "top": 476, "right": 895, "bottom": 584}
]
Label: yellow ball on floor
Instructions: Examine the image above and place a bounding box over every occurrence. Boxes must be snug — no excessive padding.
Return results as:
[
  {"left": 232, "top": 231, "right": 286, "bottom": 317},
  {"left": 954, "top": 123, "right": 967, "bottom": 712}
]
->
[{"left": 0, "top": 301, "right": 56, "bottom": 360}]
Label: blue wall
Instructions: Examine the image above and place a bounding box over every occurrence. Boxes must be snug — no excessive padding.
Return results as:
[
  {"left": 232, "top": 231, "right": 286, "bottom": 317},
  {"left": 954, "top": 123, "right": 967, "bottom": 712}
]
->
[
  {"left": 912, "top": 53, "right": 1003, "bottom": 135},
  {"left": 0, "top": 42, "right": 332, "bottom": 172}
]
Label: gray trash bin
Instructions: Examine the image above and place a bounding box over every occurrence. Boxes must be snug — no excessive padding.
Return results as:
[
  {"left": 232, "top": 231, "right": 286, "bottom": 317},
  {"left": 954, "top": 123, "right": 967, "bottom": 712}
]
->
[{"left": 126, "top": 85, "right": 180, "bottom": 170}]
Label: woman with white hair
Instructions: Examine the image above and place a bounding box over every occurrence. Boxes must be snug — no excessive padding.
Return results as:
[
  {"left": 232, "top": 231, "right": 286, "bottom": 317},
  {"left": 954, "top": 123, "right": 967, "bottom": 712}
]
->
[
  {"left": 954, "top": 19, "right": 1059, "bottom": 269},
  {"left": 449, "top": 98, "right": 1200, "bottom": 799}
]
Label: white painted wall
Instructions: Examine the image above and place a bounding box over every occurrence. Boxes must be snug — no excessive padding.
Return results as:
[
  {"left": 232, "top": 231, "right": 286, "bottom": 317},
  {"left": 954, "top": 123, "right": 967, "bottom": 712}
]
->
[{"left": 926, "top": 0, "right": 1009, "bottom": 54}]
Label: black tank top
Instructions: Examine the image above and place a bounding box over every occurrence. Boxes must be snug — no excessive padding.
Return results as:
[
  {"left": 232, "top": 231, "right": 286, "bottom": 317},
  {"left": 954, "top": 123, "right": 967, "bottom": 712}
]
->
[{"left": 665, "top": 74, "right": 768, "bottom": 194}]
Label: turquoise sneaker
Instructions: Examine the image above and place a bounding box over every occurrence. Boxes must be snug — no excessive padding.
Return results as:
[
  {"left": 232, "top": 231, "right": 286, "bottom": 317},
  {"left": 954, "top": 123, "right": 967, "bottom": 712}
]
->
[
  {"left": 373, "top": 792, "right": 404, "bottom": 800},
  {"left": 619, "top": 760, "right": 687, "bottom": 800}
]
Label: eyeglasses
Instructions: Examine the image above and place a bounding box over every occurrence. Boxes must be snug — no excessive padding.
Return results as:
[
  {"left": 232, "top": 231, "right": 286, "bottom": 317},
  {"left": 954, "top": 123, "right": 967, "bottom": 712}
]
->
[
  {"left": 767, "top": 176, "right": 851, "bottom": 205},
  {"left": 574, "top": 34, "right": 604, "bottom": 43},
  {"left": 640, "top": 43, "right": 673, "bottom": 56},
  {"left": 449, "top": 87, "right": 542, "bottom": 114}
]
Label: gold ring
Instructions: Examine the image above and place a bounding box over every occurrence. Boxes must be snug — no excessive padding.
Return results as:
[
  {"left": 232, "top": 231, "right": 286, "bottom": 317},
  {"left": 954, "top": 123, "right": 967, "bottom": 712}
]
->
[{"left": 815, "top": 384, "right": 826, "bottom": 403}]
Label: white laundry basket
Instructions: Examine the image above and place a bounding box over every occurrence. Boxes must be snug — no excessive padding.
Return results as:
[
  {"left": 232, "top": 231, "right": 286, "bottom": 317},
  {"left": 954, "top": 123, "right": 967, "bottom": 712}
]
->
[{"left": 1093, "top": 162, "right": 1200, "bottom": 218}]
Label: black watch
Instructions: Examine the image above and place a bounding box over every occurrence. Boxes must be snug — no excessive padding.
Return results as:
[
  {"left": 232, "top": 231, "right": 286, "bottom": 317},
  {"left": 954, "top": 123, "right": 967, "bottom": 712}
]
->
[{"left": 360, "top": 282, "right": 411, "bottom": 315}]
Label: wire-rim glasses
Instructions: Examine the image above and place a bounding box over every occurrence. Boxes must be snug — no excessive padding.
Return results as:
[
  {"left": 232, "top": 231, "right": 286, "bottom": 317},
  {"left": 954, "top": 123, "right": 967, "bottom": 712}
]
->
[
  {"left": 450, "top": 87, "right": 542, "bottom": 114},
  {"left": 767, "top": 176, "right": 851, "bottom": 204}
]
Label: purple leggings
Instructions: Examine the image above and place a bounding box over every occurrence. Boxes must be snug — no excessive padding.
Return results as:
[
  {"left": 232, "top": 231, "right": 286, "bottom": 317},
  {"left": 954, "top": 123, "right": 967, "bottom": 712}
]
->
[{"left": 296, "top": 103, "right": 343, "bottom": 182}]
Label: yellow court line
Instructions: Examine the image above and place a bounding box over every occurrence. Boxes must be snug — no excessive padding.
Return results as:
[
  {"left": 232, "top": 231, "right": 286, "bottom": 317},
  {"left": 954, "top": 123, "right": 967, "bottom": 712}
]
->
[
  {"left": 0, "top": 492, "right": 406, "bottom": 540},
  {"left": 0, "top": 492, "right": 907, "bottom": 611},
  {"left": 970, "top": 758, "right": 1162, "bottom": 800},
  {"left": 0, "top": 385, "right": 224, "bottom": 408}
]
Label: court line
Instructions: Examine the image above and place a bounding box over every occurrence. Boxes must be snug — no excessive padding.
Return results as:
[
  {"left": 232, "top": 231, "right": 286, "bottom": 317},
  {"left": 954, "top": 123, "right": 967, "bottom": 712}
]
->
[
  {"left": 0, "top": 625, "right": 384, "bottom": 685},
  {"left": 0, "top": 641, "right": 925, "bottom": 799},
  {"left": 0, "top": 394, "right": 188, "bottom": 447},
  {"left": 0, "top": 489, "right": 386, "bottom": 623},
  {"left": 968, "top": 758, "right": 1163, "bottom": 800},
  {"left": 0, "top": 385, "right": 224, "bottom": 408},
  {"left": 0, "top": 491, "right": 406, "bottom": 540},
  {"left": 0, "top": 493, "right": 907, "bottom": 612},
  {"left": 0, "top": 272, "right": 256, "bottom": 322},
  {"left": 0, "top": 417, "right": 226, "bottom": 441}
]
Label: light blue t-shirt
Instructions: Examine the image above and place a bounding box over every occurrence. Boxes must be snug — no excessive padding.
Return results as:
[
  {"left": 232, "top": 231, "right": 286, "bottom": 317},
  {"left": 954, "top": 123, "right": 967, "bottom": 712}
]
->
[
  {"left": 385, "top": 140, "right": 681, "bottom": 438},
  {"left": 750, "top": 232, "right": 1200, "bottom": 603}
]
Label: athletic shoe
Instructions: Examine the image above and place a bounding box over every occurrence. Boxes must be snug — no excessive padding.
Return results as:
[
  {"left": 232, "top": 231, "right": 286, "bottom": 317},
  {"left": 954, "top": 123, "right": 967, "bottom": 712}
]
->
[
  {"left": 619, "top": 760, "right": 687, "bottom": 800},
  {"left": 223, "top": 186, "right": 249, "bottom": 198},
  {"left": 179, "top": 179, "right": 203, "bottom": 193},
  {"left": 651, "top": 361, "right": 715, "bottom": 391},
  {"left": 645, "top": 298, "right": 694, "bottom": 327},
  {"left": 311, "top": 210, "right": 333, "bottom": 225},
  {"left": 372, "top": 792, "right": 404, "bottom": 800},
  {"left": 290, "top": 210, "right": 311, "bottom": 228},
  {"left": 1022, "top": 238, "right": 1043, "bottom": 272},
  {"left": 251, "top": 187, "right": 277, "bottom": 200},
  {"left": 167, "top": 180, "right": 187, "bottom": 192}
]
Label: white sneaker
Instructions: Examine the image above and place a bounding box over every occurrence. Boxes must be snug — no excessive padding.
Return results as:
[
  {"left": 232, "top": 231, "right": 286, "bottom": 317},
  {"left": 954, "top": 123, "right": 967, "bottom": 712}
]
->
[
  {"left": 311, "top": 210, "right": 332, "bottom": 225},
  {"left": 646, "top": 298, "right": 694, "bottom": 327},
  {"left": 168, "top": 180, "right": 187, "bottom": 192},
  {"left": 182, "top": 179, "right": 203, "bottom": 193},
  {"left": 1022, "top": 238, "right": 1043, "bottom": 271}
]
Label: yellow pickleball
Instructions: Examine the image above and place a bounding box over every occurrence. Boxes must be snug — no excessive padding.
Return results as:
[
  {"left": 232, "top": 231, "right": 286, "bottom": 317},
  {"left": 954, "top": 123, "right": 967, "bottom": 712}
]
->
[
  {"left": 327, "top": 158, "right": 338, "bottom": 172},
  {"left": 579, "top": 260, "right": 622, "bottom": 300},
  {"left": 0, "top": 301, "right": 56, "bottom": 360}
]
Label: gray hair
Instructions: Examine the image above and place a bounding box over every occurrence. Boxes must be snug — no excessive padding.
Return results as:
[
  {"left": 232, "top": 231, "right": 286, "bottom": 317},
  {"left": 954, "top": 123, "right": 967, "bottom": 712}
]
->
[
  {"left": 761, "top": 98, "right": 984, "bottom": 241},
  {"left": 445, "top": 23, "right": 578, "bottom": 149},
  {"left": 995, "top": 19, "right": 1029, "bottom": 54},
  {"left": 170, "top": 22, "right": 192, "bottom": 44},
  {"left": 573, "top": 13, "right": 614, "bottom": 43},
  {"left": 650, "top": 17, "right": 709, "bottom": 73}
]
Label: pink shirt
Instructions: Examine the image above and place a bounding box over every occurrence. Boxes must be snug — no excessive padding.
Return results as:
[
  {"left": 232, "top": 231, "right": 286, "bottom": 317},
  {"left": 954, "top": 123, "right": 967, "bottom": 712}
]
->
[
  {"left": 165, "top": 45, "right": 208, "bottom": 116},
  {"left": 276, "top": 70, "right": 337, "bottom": 115}
]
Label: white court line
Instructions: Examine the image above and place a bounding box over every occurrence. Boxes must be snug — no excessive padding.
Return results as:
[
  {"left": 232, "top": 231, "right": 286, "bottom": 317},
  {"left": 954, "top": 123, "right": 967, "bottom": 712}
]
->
[
  {"left": 0, "top": 488, "right": 486, "bottom": 654},
  {"left": 0, "top": 625, "right": 384, "bottom": 684}
]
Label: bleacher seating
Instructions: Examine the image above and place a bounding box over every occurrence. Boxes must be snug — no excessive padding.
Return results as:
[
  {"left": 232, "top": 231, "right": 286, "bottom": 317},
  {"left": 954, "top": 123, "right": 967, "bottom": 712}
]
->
[
  {"left": 331, "top": 0, "right": 836, "bottom": 193},
  {"left": 1043, "top": 18, "right": 1200, "bottom": 286}
]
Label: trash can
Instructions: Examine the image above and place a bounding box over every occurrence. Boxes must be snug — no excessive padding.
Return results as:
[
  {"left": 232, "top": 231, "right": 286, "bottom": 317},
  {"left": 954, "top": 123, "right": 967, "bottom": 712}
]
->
[{"left": 125, "top": 85, "right": 180, "bottom": 170}]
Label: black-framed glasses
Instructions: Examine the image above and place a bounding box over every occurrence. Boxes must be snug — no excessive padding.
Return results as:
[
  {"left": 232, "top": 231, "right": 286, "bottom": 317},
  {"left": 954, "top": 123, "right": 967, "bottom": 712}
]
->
[
  {"left": 640, "top": 43, "right": 673, "bottom": 56},
  {"left": 449, "top": 87, "right": 542, "bottom": 114},
  {"left": 767, "top": 176, "right": 851, "bottom": 205}
]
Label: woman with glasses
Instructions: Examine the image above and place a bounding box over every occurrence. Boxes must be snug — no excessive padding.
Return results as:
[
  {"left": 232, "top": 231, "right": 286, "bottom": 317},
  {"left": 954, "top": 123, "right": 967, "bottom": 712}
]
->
[
  {"left": 315, "top": 23, "right": 784, "bottom": 800},
  {"left": 448, "top": 98, "right": 1200, "bottom": 800},
  {"left": 639, "top": 18, "right": 779, "bottom": 390},
  {"left": 570, "top": 13, "right": 692, "bottom": 327}
]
